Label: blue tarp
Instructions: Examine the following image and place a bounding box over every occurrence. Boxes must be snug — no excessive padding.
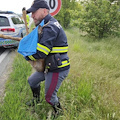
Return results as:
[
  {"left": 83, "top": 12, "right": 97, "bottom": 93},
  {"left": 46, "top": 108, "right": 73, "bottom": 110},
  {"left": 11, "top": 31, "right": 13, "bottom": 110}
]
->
[{"left": 18, "top": 20, "right": 44, "bottom": 56}]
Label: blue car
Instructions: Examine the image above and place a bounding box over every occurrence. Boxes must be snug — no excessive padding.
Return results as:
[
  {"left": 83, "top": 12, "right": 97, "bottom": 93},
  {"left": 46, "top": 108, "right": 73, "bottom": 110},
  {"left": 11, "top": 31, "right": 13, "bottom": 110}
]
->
[{"left": 0, "top": 12, "right": 26, "bottom": 48}]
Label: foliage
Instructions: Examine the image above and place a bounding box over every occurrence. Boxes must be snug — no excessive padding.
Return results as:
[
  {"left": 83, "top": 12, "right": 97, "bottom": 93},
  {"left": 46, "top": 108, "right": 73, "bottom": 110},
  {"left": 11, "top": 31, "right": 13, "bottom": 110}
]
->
[
  {"left": 109, "top": 0, "right": 116, "bottom": 2},
  {"left": 54, "top": 0, "right": 120, "bottom": 38},
  {"left": 1, "top": 28, "right": 120, "bottom": 119},
  {"left": 55, "top": 0, "right": 79, "bottom": 28},
  {"left": 69, "top": 3, "right": 83, "bottom": 28},
  {"left": 71, "top": 0, "right": 120, "bottom": 38},
  {"left": 109, "top": 0, "right": 120, "bottom": 5}
]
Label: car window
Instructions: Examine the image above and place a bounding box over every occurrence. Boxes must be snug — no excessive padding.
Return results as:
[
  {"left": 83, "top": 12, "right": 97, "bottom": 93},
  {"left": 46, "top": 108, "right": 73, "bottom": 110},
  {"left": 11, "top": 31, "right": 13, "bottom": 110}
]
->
[
  {"left": 11, "top": 17, "right": 24, "bottom": 24},
  {"left": 0, "top": 16, "right": 10, "bottom": 26}
]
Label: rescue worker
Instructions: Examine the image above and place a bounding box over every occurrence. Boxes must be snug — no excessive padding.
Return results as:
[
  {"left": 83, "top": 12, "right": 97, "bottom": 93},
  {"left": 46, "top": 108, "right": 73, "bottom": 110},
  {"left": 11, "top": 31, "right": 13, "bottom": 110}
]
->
[
  {"left": 25, "top": 0, "right": 70, "bottom": 116},
  {"left": 26, "top": 14, "right": 30, "bottom": 28}
]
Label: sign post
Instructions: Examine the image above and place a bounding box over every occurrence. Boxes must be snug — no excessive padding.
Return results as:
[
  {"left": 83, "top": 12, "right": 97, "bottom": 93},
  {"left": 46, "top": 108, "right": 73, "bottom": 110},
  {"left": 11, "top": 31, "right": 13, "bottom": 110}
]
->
[{"left": 45, "top": 0, "right": 62, "bottom": 16}]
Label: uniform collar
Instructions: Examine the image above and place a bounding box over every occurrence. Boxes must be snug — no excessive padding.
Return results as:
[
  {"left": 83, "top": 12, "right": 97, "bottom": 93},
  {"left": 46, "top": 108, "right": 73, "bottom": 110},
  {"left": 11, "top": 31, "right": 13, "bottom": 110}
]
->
[
  {"left": 44, "top": 14, "right": 52, "bottom": 24},
  {"left": 36, "top": 14, "right": 51, "bottom": 27}
]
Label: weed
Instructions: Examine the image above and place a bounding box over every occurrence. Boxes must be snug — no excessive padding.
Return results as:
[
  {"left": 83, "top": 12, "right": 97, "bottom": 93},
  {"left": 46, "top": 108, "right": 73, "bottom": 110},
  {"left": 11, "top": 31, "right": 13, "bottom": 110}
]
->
[{"left": 0, "top": 28, "right": 120, "bottom": 119}]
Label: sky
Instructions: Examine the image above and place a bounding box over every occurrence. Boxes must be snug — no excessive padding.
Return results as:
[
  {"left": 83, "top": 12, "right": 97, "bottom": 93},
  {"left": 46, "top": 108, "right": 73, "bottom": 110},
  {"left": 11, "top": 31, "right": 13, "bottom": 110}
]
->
[{"left": 0, "top": 0, "right": 33, "bottom": 14}]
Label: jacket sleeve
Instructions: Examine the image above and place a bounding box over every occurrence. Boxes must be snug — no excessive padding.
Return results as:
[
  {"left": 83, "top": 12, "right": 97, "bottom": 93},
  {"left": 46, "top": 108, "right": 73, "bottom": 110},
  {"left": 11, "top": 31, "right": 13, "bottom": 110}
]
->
[{"left": 26, "top": 25, "right": 58, "bottom": 60}]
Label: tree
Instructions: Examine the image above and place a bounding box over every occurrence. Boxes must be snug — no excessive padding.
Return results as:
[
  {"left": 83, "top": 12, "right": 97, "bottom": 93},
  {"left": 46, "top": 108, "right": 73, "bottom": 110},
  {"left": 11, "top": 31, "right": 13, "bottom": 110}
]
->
[
  {"left": 109, "top": 0, "right": 120, "bottom": 6},
  {"left": 109, "top": 0, "right": 115, "bottom": 2},
  {"left": 55, "top": 0, "right": 78, "bottom": 28},
  {"left": 72, "top": 0, "right": 120, "bottom": 38}
]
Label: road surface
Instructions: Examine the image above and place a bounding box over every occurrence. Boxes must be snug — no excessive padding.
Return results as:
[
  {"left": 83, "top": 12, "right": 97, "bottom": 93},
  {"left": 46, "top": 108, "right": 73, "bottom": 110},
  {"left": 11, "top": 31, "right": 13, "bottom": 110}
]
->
[
  {"left": 0, "top": 48, "right": 16, "bottom": 101},
  {"left": 0, "top": 47, "right": 6, "bottom": 55}
]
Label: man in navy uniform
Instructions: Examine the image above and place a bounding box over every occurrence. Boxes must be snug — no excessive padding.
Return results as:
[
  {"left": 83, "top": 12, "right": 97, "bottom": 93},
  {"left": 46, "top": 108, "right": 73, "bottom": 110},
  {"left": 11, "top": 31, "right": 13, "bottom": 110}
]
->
[{"left": 25, "top": 0, "right": 70, "bottom": 115}]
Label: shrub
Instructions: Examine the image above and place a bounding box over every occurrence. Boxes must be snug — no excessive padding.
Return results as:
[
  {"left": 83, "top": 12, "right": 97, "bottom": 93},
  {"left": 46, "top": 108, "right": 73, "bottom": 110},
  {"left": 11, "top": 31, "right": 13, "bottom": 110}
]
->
[{"left": 72, "top": 0, "right": 120, "bottom": 38}]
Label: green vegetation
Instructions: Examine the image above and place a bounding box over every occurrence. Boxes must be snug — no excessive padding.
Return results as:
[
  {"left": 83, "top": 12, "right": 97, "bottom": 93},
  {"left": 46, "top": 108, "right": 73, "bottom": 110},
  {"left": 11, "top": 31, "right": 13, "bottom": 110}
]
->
[
  {"left": 56, "top": 0, "right": 120, "bottom": 38},
  {"left": 0, "top": 28, "right": 120, "bottom": 119},
  {"left": 74, "top": 0, "right": 120, "bottom": 38}
]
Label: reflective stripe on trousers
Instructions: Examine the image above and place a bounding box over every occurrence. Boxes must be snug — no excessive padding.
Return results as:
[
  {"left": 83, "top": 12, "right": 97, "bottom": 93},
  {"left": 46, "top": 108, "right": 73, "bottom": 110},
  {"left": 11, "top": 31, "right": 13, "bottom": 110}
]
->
[{"left": 28, "top": 69, "right": 69, "bottom": 105}]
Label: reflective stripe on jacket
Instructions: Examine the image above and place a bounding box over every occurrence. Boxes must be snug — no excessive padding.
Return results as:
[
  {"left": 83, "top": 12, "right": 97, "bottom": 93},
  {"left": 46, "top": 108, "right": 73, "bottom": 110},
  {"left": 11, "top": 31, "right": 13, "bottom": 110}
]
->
[{"left": 26, "top": 14, "right": 70, "bottom": 72}]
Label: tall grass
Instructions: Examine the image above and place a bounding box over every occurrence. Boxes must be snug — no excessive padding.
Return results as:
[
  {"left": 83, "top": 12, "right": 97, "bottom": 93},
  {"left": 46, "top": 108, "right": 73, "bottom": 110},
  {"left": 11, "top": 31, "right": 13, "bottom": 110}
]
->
[
  {"left": 0, "top": 27, "right": 120, "bottom": 119},
  {"left": 66, "top": 28, "right": 120, "bottom": 119}
]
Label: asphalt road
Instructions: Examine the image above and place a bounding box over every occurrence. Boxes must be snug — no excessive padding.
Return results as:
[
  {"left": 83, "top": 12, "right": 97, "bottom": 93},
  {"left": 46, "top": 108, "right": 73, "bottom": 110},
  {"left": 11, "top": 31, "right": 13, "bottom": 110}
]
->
[
  {"left": 0, "top": 48, "right": 16, "bottom": 75},
  {"left": 0, "top": 47, "right": 6, "bottom": 55},
  {"left": 0, "top": 48, "right": 16, "bottom": 98}
]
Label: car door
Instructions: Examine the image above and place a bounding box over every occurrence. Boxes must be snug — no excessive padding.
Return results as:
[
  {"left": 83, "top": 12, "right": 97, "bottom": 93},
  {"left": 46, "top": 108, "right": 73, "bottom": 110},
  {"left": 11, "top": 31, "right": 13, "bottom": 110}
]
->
[{"left": 11, "top": 16, "right": 26, "bottom": 37}]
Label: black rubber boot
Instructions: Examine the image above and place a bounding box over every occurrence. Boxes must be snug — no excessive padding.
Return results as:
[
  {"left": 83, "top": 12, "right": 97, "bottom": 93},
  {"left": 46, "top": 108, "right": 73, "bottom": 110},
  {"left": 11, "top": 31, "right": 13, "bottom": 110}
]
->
[
  {"left": 52, "top": 102, "right": 63, "bottom": 118},
  {"left": 26, "top": 85, "right": 40, "bottom": 106}
]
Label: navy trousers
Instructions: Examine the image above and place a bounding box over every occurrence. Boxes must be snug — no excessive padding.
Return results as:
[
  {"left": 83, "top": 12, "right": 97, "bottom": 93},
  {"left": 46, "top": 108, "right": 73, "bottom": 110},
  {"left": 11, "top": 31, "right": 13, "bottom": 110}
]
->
[{"left": 28, "top": 69, "right": 69, "bottom": 105}]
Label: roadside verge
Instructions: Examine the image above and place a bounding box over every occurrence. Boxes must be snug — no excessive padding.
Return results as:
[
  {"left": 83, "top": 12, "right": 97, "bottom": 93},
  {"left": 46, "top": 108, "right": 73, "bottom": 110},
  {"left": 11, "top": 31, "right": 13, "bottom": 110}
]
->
[{"left": 0, "top": 49, "right": 16, "bottom": 101}]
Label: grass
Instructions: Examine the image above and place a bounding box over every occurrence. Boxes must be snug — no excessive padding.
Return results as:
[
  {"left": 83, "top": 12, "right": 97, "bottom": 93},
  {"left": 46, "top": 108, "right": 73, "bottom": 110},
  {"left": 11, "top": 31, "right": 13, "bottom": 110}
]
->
[{"left": 0, "top": 27, "right": 120, "bottom": 119}]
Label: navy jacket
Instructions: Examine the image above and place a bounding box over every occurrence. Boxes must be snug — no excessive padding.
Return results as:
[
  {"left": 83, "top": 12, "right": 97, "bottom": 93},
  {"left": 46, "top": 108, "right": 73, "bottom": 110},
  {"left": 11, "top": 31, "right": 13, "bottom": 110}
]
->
[{"left": 26, "top": 14, "right": 70, "bottom": 72}]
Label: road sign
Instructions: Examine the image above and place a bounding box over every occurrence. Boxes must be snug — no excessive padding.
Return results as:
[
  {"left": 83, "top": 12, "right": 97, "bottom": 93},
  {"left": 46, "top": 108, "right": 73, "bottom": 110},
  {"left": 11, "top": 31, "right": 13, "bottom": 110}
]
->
[{"left": 45, "top": 0, "right": 62, "bottom": 16}]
